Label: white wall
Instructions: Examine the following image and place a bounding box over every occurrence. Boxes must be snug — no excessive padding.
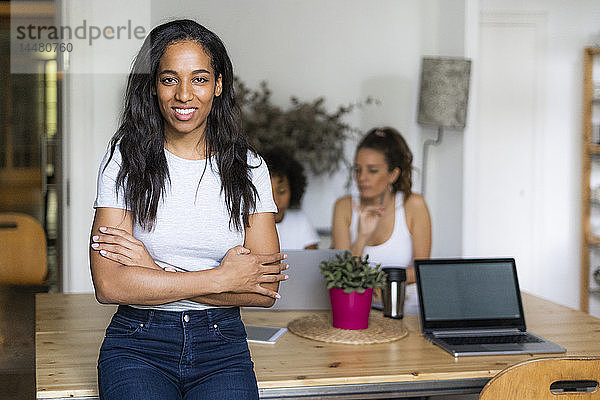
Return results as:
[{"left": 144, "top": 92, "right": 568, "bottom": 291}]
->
[
  {"left": 464, "top": 0, "right": 600, "bottom": 311},
  {"left": 63, "top": 0, "right": 466, "bottom": 292},
  {"left": 418, "top": 0, "right": 467, "bottom": 257}
]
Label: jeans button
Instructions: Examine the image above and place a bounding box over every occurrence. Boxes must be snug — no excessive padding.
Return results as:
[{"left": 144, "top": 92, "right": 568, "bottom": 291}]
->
[{"left": 183, "top": 314, "right": 190, "bottom": 323}]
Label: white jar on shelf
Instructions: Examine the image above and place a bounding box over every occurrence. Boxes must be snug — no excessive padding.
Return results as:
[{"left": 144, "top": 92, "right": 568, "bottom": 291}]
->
[
  {"left": 591, "top": 208, "right": 600, "bottom": 237},
  {"left": 594, "top": 82, "right": 600, "bottom": 99},
  {"left": 591, "top": 185, "right": 600, "bottom": 203}
]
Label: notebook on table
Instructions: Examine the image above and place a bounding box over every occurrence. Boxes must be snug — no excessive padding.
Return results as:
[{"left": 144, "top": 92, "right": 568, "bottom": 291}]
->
[{"left": 414, "top": 258, "right": 566, "bottom": 357}]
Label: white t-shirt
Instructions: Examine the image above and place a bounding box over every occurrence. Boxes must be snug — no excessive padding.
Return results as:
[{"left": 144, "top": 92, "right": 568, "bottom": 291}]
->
[
  {"left": 276, "top": 209, "right": 319, "bottom": 250},
  {"left": 94, "top": 146, "right": 277, "bottom": 311}
]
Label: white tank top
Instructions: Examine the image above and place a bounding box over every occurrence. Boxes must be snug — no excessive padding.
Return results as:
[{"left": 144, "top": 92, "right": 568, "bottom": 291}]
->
[
  {"left": 350, "top": 193, "right": 413, "bottom": 267},
  {"left": 349, "top": 193, "right": 419, "bottom": 314}
]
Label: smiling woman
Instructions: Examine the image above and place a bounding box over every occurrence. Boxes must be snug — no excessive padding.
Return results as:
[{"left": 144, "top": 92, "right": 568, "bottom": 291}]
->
[
  {"left": 154, "top": 41, "right": 222, "bottom": 150},
  {"left": 88, "top": 19, "right": 286, "bottom": 400}
]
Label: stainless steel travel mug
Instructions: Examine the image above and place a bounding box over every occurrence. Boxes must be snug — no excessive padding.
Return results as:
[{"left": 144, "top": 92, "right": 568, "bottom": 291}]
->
[{"left": 382, "top": 267, "right": 407, "bottom": 319}]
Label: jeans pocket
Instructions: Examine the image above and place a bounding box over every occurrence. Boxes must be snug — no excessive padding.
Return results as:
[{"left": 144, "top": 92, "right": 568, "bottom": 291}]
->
[
  {"left": 214, "top": 317, "right": 247, "bottom": 343},
  {"left": 105, "top": 314, "right": 142, "bottom": 338}
]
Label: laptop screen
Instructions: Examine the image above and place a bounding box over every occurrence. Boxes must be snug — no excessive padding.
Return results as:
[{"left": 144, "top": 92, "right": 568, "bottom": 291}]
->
[{"left": 415, "top": 258, "right": 526, "bottom": 332}]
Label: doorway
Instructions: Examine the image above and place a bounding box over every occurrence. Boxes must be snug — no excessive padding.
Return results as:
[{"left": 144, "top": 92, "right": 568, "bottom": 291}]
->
[{"left": 0, "top": 2, "right": 61, "bottom": 291}]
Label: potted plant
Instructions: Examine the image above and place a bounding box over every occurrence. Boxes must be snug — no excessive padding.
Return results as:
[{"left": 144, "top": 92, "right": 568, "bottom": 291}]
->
[
  {"left": 319, "top": 251, "right": 386, "bottom": 330},
  {"left": 235, "top": 78, "right": 377, "bottom": 175}
]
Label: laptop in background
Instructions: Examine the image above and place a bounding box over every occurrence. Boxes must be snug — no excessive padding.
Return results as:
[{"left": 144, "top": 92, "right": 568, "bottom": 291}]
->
[
  {"left": 247, "top": 249, "right": 344, "bottom": 310},
  {"left": 414, "top": 258, "right": 566, "bottom": 357}
]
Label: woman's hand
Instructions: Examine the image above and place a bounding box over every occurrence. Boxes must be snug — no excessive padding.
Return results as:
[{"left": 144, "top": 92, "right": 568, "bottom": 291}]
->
[
  {"left": 357, "top": 204, "right": 385, "bottom": 241},
  {"left": 91, "top": 226, "right": 166, "bottom": 271},
  {"left": 215, "top": 246, "right": 288, "bottom": 298}
]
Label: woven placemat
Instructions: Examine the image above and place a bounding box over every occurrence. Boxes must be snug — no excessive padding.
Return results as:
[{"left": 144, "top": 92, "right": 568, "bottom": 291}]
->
[{"left": 288, "top": 313, "right": 408, "bottom": 345}]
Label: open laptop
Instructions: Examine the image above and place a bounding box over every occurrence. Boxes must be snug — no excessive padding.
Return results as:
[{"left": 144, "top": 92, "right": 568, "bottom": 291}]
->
[
  {"left": 269, "top": 249, "right": 345, "bottom": 310},
  {"left": 414, "top": 258, "right": 566, "bottom": 357}
]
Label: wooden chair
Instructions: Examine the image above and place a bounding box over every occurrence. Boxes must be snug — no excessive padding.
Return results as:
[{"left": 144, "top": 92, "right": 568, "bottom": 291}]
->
[
  {"left": 0, "top": 213, "right": 47, "bottom": 284},
  {"left": 479, "top": 357, "right": 600, "bottom": 399}
]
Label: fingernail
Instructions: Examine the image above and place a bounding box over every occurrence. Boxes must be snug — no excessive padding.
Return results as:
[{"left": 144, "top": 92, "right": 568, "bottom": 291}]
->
[
  {"left": 100, "top": 250, "right": 107, "bottom": 255},
  {"left": 275, "top": 293, "right": 281, "bottom": 299},
  {"left": 284, "top": 263, "right": 289, "bottom": 270},
  {"left": 282, "top": 253, "right": 287, "bottom": 259},
  {"left": 99, "top": 227, "right": 107, "bottom": 232},
  {"left": 91, "top": 243, "right": 99, "bottom": 249},
  {"left": 92, "top": 235, "right": 99, "bottom": 241},
  {"left": 284, "top": 275, "right": 289, "bottom": 280}
]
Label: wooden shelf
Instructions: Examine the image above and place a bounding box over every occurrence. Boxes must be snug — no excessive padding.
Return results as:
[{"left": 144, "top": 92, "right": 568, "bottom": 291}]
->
[
  {"left": 581, "top": 47, "right": 600, "bottom": 313},
  {"left": 587, "top": 144, "right": 600, "bottom": 154},
  {"left": 588, "top": 235, "right": 600, "bottom": 247}
]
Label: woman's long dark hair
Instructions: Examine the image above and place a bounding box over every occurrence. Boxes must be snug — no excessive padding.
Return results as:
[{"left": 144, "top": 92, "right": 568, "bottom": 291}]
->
[
  {"left": 357, "top": 127, "right": 413, "bottom": 201},
  {"left": 107, "top": 19, "right": 257, "bottom": 231}
]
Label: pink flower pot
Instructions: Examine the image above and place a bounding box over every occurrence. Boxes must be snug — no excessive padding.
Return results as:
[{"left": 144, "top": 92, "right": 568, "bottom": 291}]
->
[{"left": 329, "top": 288, "right": 373, "bottom": 330}]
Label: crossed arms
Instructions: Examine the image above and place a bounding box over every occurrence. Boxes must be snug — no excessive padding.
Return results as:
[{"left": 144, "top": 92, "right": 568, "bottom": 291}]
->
[{"left": 89, "top": 207, "right": 287, "bottom": 308}]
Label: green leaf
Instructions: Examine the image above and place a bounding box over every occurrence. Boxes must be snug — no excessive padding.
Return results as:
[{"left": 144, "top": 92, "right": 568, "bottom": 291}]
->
[
  {"left": 319, "top": 250, "right": 388, "bottom": 291},
  {"left": 235, "top": 78, "right": 377, "bottom": 175}
]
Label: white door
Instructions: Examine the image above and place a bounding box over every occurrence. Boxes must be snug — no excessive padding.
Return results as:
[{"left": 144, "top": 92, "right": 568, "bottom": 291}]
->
[{"left": 465, "top": 13, "right": 545, "bottom": 291}]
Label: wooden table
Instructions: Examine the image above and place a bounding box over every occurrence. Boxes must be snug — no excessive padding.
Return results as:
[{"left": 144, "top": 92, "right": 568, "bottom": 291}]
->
[{"left": 36, "top": 293, "right": 600, "bottom": 399}]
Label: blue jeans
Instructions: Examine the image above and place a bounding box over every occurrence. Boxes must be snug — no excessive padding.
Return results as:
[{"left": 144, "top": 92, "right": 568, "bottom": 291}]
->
[{"left": 97, "top": 305, "right": 258, "bottom": 400}]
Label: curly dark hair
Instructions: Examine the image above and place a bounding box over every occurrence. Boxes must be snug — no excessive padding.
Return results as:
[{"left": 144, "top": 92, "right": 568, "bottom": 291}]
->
[
  {"left": 106, "top": 19, "right": 257, "bottom": 231},
  {"left": 262, "top": 149, "right": 307, "bottom": 209},
  {"left": 356, "top": 127, "right": 413, "bottom": 200}
]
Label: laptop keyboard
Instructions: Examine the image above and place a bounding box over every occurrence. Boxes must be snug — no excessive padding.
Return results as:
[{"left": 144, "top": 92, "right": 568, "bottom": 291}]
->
[{"left": 440, "top": 334, "right": 543, "bottom": 345}]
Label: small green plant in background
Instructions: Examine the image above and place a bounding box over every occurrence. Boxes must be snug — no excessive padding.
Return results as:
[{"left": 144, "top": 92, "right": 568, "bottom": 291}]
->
[
  {"left": 235, "top": 78, "right": 378, "bottom": 175},
  {"left": 319, "top": 251, "right": 387, "bottom": 294}
]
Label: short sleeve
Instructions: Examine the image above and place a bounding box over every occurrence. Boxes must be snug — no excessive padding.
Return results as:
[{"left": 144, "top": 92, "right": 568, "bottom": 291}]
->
[
  {"left": 93, "top": 146, "right": 128, "bottom": 210},
  {"left": 248, "top": 152, "right": 277, "bottom": 214}
]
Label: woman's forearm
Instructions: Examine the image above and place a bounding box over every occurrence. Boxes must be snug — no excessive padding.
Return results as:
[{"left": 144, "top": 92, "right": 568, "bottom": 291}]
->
[
  {"left": 90, "top": 208, "right": 227, "bottom": 305},
  {"left": 190, "top": 285, "right": 278, "bottom": 308},
  {"left": 350, "top": 235, "right": 368, "bottom": 257},
  {"left": 91, "top": 211, "right": 286, "bottom": 305},
  {"left": 131, "top": 261, "right": 281, "bottom": 307},
  {"left": 92, "top": 262, "right": 228, "bottom": 305}
]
